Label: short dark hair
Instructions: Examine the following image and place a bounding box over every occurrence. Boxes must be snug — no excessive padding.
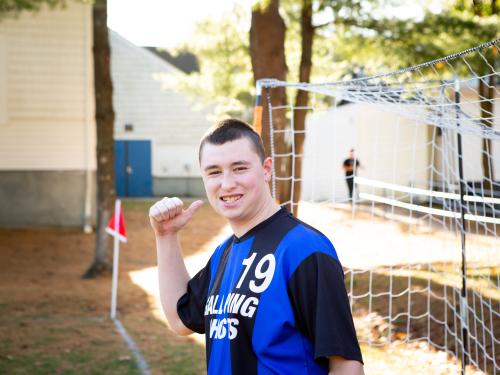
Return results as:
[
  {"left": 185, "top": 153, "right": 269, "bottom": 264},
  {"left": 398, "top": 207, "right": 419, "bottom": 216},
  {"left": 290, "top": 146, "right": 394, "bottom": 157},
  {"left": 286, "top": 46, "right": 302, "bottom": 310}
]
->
[{"left": 199, "top": 118, "right": 266, "bottom": 163}]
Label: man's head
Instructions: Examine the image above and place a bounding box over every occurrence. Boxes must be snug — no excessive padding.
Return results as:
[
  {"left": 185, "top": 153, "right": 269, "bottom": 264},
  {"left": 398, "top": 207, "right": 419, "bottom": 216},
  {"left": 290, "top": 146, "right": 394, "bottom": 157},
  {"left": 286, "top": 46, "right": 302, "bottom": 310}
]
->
[
  {"left": 199, "top": 118, "right": 266, "bottom": 164},
  {"left": 198, "top": 119, "right": 274, "bottom": 228}
]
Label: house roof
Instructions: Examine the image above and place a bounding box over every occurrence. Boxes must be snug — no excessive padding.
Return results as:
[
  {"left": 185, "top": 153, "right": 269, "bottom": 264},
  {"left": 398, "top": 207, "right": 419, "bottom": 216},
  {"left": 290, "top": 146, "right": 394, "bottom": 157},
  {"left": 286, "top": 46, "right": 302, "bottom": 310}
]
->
[{"left": 144, "top": 47, "right": 200, "bottom": 74}]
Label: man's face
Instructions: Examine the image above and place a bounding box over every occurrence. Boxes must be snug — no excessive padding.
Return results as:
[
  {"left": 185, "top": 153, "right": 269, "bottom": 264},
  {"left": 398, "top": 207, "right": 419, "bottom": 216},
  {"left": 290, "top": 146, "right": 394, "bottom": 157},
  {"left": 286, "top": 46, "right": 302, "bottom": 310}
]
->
[{"left": 200, "top": 137, "right": 272, "bottom": 224}]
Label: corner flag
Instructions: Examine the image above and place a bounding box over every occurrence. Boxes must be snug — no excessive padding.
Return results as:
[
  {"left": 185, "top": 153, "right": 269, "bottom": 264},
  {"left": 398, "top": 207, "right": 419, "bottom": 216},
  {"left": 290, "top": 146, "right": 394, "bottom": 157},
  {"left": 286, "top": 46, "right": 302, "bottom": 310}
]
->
[
  {"left": 107, "top": 199, "right": 127, "bottom": 320},
  {"left": 106, "top": 200, "right": 127, "bottom": 242}
]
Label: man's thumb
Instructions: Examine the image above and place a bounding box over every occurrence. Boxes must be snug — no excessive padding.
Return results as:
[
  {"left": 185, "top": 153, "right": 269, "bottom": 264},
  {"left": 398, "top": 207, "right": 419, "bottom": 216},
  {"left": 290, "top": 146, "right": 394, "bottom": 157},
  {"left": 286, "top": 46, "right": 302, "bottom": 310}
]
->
[{"left": 185, "top": 200, "right": 203, "bottom": 217}]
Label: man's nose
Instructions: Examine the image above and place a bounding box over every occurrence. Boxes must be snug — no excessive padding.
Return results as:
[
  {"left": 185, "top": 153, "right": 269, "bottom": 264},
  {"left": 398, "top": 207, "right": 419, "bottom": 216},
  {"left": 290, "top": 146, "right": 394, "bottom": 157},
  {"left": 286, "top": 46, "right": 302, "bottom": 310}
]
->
[{"left": 221, "top": 171, "right": 236, "bottom": 190}]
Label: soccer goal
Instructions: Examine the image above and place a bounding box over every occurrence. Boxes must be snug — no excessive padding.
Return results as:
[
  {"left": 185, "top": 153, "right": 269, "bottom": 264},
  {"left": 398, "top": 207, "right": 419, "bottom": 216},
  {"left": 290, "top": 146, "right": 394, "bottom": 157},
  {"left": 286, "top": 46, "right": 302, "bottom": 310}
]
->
[{"left": 255, "top": 38, "right": 500, "bottom": 374}]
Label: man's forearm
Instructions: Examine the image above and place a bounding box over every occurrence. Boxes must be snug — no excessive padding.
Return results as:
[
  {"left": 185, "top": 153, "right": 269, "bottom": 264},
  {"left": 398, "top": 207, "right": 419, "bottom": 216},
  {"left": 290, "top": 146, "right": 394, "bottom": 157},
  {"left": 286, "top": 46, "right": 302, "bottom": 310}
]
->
[{"left": 156, "top": 234, "right": 192, "bottom": 335}]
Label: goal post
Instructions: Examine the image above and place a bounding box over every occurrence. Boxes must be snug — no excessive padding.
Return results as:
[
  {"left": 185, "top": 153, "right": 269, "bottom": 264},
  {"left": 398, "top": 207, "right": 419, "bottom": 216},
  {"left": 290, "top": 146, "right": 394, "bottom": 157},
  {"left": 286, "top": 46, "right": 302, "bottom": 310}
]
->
[{"left": 255, "top": 38, "right": 500, "bottom": 374}]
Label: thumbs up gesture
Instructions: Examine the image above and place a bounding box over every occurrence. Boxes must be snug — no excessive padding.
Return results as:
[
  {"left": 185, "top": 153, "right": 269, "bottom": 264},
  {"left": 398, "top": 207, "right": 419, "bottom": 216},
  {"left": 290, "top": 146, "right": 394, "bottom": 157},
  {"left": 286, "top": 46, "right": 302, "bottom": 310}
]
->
[{"left": 149, "top": 197, "right": 203, "bottom": 237}]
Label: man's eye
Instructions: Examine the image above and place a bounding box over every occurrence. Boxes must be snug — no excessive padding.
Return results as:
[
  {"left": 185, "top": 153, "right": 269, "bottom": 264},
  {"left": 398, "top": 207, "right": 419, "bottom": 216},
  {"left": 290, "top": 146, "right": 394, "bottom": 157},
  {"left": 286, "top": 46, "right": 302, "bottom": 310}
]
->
[
  {"left": 208, "top": 170, "right": 221, "bottom": 176},
  {"left": 235, "top": 167, "right": 247, "bottom": 172}
]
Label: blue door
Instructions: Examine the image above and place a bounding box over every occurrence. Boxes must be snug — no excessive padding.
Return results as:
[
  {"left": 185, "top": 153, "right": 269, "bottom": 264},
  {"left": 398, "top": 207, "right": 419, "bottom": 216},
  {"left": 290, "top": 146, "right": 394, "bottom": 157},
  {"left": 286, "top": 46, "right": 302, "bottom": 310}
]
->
[{"left": 115, "top": 140, "right": 152, "bottom": 197}]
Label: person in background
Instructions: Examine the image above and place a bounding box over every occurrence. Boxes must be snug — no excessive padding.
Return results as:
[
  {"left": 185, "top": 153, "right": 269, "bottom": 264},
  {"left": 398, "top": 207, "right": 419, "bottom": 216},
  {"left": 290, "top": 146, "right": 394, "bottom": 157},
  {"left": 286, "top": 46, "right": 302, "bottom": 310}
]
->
[{"left": 342, "top": 148, "right": 362, "bottom": 202}]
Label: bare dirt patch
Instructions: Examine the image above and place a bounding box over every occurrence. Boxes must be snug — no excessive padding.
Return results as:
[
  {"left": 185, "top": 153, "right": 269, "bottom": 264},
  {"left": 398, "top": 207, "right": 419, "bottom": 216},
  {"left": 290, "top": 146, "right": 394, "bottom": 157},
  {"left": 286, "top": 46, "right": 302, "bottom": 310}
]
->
[{"left": 0, "top": 199, "right": 226, "bottom": 375}]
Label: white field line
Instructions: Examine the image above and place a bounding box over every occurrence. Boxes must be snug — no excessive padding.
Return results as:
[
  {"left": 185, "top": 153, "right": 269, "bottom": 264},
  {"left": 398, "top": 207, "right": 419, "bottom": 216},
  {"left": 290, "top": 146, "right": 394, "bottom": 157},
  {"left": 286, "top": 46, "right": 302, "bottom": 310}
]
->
[{"left": 113, "top": 318, "right": 151, "bottom": 375}]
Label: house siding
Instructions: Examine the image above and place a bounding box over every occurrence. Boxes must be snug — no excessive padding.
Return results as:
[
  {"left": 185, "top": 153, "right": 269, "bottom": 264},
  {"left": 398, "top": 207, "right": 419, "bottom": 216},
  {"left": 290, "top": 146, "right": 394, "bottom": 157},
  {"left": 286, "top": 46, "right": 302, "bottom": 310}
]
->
[
  {"left": 0, "top": 2, "right": 96, "bottom": 227},
  {"left": 110, "top": 31, "right": 210, "bottom": 184},
  {"left": 0, "top": 2, "right": 95, "bottom": 171}
]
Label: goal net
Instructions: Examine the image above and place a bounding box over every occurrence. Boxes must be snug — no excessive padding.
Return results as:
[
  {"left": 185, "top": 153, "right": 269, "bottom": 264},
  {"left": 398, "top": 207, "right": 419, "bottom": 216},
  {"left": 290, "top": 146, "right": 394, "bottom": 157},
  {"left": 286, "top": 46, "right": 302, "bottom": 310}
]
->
[{"left": 256, "top": 38, "right": 500, "bottom": 373}]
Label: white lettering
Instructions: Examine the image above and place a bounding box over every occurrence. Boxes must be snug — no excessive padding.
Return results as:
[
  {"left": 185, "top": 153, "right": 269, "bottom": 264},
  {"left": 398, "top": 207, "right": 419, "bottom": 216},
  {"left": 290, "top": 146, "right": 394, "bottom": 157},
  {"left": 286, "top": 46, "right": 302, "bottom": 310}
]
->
[
  {"left": 217, "top": 318, "right": 227, "bottom": 339},
  {"left": 240, "top": 297, "right": 259, "bottom": 318},
  {"left": 249, "top": 254, "right": 276, "bottom": 293},
  {"left": 211, "top": 295, "right": 219, "bottom": 314},
  {"left": 215, "top": 295, "right": 225, "bottom": 314},
  {"left": 209, "top": 319, "right": 219, "bottom": 338},
  {"left": 205, "top": 295, "right": 213, "bottom": 316},
  {"left": 236, "top": 252, "right": 257, "bottom": 289},
  {"left": 209, "top": 318, "right": 240, "bottom": 340},
  {"left": 230, "top": 294, "right": 246, "bottom": 314},
  {"left": 205, "top": 293, "right": 261, "bottom": 320},
  {"left": 223, "top": 293, "right": 234, "bottom": 314},
  {"left": 228, "top": 318, "right": 239, "bottom": 340}
]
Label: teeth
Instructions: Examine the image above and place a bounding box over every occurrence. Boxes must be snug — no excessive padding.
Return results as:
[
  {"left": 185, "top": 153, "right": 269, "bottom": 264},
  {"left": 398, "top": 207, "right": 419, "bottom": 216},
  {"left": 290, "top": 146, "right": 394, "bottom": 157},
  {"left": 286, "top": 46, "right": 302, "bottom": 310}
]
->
[{"left": 222, "top": 195, "right": 241, "bottom": 202}]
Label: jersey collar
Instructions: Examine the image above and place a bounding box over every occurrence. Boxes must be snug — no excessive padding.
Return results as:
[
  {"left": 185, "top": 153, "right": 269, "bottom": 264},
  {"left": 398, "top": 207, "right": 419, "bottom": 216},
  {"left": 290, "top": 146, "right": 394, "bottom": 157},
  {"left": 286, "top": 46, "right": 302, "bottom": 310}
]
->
[{"left": 232, "top": 207, "right": 289, "bottom": 243}]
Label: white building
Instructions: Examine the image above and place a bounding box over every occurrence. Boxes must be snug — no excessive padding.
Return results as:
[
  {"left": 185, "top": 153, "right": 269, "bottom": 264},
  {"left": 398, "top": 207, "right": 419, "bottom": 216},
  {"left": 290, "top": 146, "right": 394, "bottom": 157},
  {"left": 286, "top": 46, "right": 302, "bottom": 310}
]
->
[
  {"left": 110, "top": 31, "right": 210, "bottom": 198},
  {"left": 301, "top": 88, "right": 500, "bottom": 203},
  {"left": 0, "top": 2, "right": 210, "bottom": 227}
]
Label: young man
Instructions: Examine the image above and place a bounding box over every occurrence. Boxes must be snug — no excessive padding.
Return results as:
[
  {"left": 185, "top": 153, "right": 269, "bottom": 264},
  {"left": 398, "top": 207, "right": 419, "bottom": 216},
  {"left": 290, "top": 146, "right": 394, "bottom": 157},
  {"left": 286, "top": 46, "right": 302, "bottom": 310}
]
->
[{"left": 149, "top": 119, "right": 364, "bottom": 374}]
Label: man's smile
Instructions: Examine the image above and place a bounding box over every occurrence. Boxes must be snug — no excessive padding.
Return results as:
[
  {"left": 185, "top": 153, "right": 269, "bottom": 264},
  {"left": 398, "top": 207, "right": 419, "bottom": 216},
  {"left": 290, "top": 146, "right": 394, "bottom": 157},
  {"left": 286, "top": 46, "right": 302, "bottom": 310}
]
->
[{"left": 220, "top": 194, "right": 243, "bottom": 203}]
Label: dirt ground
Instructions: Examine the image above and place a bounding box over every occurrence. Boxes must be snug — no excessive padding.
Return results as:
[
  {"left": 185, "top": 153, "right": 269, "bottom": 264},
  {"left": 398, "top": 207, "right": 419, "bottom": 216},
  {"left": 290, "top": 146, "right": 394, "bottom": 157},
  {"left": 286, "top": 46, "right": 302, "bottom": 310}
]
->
[
  {"left": 0, "top": 199, "right": 225, "bottom": 375},
  {"left": 0, "top": 199, "right": 495, "bottom": 374}
]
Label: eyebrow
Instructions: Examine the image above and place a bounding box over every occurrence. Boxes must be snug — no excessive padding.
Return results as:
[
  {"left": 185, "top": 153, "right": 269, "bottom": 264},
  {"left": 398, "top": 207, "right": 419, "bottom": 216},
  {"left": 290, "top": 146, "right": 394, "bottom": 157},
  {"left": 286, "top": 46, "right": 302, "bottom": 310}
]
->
[{"left": 203, "top": 160, "right": 250, "bottom": 172}]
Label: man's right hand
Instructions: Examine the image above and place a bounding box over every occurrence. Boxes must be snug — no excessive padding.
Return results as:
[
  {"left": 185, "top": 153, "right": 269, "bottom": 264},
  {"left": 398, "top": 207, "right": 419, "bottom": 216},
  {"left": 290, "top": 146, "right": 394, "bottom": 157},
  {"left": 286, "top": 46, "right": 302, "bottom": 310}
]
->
[{"left": 149, "top": 197, "right": 203, "bottom": 237}]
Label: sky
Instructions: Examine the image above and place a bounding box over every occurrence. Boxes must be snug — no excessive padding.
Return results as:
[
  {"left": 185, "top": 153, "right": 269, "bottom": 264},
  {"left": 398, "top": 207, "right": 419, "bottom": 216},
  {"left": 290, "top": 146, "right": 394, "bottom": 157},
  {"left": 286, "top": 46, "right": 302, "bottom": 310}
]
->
[
  {"left": 107, "top": 0, "right": 254, "bottom": 48},
  {"left": 107, "top": 0, "right": 440, "bottom": 49}
]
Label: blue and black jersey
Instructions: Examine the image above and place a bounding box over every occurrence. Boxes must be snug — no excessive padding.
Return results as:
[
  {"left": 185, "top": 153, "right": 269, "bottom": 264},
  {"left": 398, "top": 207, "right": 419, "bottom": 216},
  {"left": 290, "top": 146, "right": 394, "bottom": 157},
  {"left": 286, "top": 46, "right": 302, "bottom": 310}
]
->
[{"left": 177, "top": 207, "right": 362, "bottom": 374}]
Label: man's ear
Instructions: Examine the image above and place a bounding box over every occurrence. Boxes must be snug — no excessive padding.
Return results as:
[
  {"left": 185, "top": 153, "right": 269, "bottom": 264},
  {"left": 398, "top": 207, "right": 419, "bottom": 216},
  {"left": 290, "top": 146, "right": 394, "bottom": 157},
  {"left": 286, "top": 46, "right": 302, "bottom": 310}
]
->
[{"left": 263, "top": 157, "right": 273, "bottom": 182}]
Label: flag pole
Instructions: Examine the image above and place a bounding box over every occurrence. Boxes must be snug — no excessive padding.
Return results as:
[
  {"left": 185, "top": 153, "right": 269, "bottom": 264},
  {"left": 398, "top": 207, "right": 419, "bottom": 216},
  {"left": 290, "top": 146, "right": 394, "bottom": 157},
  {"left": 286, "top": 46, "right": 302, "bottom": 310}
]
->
[{"left": 110, "top": 199, "right": 121, "bottom": 320}]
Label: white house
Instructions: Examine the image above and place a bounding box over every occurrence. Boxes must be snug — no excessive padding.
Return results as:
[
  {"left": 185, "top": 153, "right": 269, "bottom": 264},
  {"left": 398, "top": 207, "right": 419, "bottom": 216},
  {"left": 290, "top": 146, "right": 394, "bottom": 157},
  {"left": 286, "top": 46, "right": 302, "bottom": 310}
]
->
[
  {"left": 0, "top": 2, "right": 95, "bottom": 227},
  {"left": 110, "top": 31, "right": 210, "bottom": 199},
  {"left": 0, "top": 2, "right": 211, "bottom": 227}
]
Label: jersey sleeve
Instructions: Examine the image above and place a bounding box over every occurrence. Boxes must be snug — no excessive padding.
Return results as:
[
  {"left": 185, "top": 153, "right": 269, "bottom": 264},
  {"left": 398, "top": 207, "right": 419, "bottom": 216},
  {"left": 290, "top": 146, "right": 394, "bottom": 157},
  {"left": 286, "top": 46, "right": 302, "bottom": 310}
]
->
[
  {"left": 287, "top": 252, "right": 363, "bottom": 364},
  {"left": 176, "top": 260, "right": 211, "bottom": 334}
]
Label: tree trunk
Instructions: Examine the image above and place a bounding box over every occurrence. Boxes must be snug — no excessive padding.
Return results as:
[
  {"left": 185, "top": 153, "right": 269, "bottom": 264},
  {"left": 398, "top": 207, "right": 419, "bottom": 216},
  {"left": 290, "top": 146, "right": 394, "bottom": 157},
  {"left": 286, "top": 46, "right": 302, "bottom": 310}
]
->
[
  {"left": 83, "top": 0, "right": 116, "bottom": 279},
  {"left": 289, "top": 0, "right": 314, "bottom": 216},
  {"left": 479, "top": 75, "right": 495, "bottom": 190},
  {"left": 250, "top": 0, "right": 289, "bottom": 206},
  {"left": 472, "top": 0, "right": 483, "bottom": 15},
  {"left": 473, "top": 1, "right": 496, "bottom": 191}
]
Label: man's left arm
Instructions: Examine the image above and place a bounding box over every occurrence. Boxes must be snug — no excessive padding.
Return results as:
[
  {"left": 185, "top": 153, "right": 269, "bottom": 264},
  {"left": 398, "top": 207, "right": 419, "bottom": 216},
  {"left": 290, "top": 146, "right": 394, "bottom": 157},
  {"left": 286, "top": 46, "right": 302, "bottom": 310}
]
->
[{"left": 329, "top": 356, "right": 364, "bottom": 375}]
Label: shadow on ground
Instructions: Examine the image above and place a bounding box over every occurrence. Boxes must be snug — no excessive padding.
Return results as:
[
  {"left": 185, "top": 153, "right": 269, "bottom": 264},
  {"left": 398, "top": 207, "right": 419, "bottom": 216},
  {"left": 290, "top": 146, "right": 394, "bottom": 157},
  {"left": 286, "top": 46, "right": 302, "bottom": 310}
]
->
[{"left": 347, "top": 265, "right": 500, "bottom": 374}]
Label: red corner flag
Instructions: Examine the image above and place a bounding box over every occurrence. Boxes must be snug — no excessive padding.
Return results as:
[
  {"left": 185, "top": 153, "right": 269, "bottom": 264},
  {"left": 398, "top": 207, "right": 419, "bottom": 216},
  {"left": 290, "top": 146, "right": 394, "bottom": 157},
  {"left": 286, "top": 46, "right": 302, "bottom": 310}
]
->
[{"left": 106, "top": 200, "right": 127, "bottom": 243}]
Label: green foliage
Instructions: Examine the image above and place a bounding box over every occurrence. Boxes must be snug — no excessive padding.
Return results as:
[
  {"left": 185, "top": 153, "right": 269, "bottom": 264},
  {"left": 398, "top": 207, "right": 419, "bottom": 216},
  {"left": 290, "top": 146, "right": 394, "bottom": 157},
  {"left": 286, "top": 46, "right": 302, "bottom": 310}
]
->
[
  {"left": 328, "top": 7, "right": 498, "bottom": 78},
  {"left": 174, "top": 0, "right": 498, "bottom": 118},
  {"left": 0, "top": 0, "right": 67, "bottom": 14},
  {"left": 0, "top": 0, "right": 94, "bottom": 19},
  {"left": 170, "top": 6, "right": 254, "bottom": 121},
  {"left": 453, "top": 0, "right": 499, "bottom": 16},
  {"left": 252, "top": 0, "right": 273, "bottom": 13}
]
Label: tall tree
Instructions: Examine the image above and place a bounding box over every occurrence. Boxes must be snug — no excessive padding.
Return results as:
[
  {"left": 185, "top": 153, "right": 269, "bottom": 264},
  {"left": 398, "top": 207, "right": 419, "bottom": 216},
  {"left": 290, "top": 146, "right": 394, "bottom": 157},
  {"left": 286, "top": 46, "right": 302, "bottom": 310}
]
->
[
  {"left": 469, "top": 0, "right": 498, "bottom": 188},
  {"left": 249, "top": 0, "right": 289, "bottom": 204},
  {"left": 285, "top": 0, "right": 314, "bottom": 215},
  {"left": 83, "top": 0, "right": 115, "bottom": 278},
  {"left": 280, "top": 0, "right": 364, "bottom": 215}
]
